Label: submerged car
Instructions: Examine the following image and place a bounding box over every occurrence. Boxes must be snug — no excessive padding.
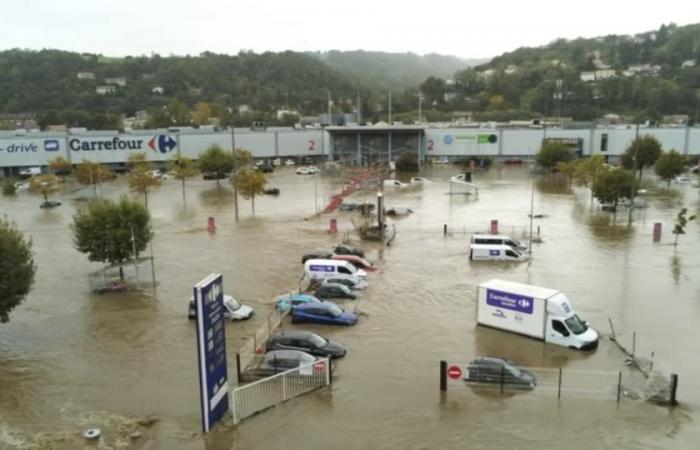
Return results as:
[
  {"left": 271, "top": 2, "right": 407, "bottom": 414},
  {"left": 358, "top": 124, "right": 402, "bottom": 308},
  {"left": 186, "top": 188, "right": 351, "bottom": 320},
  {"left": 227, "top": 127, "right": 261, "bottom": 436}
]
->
[
  {"left": 243, "top": 350, "right": 321, "bottom": 379},
  {"left": 275, "top": 293, "right": 324, "bottom": 312},
  {"left": 464, "top": 357, "right": 536, "bottom": 389},
  {"left": 301, "top": 252, "right": 333, "bottom": 264},
  {"left": 188, "top": 294, "right": 254, "bottom": 320},
  {"left": 291, "top": 302, "right": 358, "bottom": 326},
  {"left": 331, "top": 254, "right": 376, "bottom": 271},
  {"left": 333, "top": 244, "right": 365, "bottom": 257},
  {"left": 314, "top": 283, "right": 357, "bottom": 300},
  {"left": 266, "top": 331, "right": 346, "bottom": 358},
  {"left": 322, "top": 275, "right": 368, "bottom": 290}
]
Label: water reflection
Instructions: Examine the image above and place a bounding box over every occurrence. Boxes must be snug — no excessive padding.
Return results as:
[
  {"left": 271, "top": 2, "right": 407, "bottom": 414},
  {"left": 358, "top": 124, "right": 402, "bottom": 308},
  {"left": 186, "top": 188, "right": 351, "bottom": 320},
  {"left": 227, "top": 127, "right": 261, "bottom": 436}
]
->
[
  {"left": 671, "top": 254, "right": 681, "bottom": 285},
  {"left": 200, "top": 186, "right": 234, "bottom": 209},
  {"left": 535, "top": 176, "right": 571, "bottom": 195},
  {"left": 586, "top": 213, "right": 635, "bottom": 242}
]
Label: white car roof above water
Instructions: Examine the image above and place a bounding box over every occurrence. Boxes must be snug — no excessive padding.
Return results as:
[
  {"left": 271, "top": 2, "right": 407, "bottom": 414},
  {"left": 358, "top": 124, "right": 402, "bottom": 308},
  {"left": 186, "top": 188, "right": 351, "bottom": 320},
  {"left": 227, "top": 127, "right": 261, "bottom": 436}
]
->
[{"left": 480, "top": 279, "right": 559, "bottom": 300}]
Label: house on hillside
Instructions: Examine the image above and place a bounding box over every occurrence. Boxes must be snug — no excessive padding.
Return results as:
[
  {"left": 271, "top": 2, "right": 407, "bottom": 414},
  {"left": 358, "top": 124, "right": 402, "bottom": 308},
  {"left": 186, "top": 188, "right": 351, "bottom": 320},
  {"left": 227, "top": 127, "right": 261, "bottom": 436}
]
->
[
  {"left": 105, "top": 77, "right": 127, "bottom": 86},
  {"left": 152, "top": 86, "right": 165, "bottom": 95},
  {"left": 595, "top": 69, "right": 616, "bottom": 80},
  {"left": 77, "top": 72, "right": 95, "bottom": 80},
  {"left": 96, "top": 85, "right": 116, "bottom": 95},
  {"left": 580, "top": 71, "right": 596, "bottom": 82},
  {"left": 681, "top": 59, "right": 696, "bottom": 69}
]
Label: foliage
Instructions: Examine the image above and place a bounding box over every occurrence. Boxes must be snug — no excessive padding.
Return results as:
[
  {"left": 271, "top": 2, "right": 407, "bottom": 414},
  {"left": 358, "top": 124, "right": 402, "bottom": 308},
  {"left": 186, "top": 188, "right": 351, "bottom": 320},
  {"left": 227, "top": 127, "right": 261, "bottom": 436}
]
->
[
  {"left": 29, "top": 174, "right": 60, "bottom": 202},
  {"left": 395, "top": 151, "right": 419, "bottom": 172},
  {"left": 74, "top": 160, "right": 115, "bottom": 187},
  {"left": 0, "top": 219, "right": 36, "bottom": 322},
  {"left": 672, "top": 207, "right": 696, "bottom": 246},
  {"left": 536, "top": 142, "right": 573, "bottom": 172},
  {"left": 557, "top": 159, "right": 581, "bottom": 186},
  {"left": 168, "top": 155, "right": 199, "bottom": 202},
  {"left": 574, "top": 154, "right": 607, "bottom": 188},
  {"left": 233, "top": 168, "right": 267, "bottom": 216},
  {"left": 199, "top": 144, "right": 233, "bottom": 185},
  {"left": 620, "top": 135, "right": 663, "bottom": 178},
  {"left": 654, "top": 149, "right": 687, "bottom": 186},
  {"left": 233, "top": 148, "right": 253, "bottom": 168},
  {"left": 72, "top": 196, "right": 151, "bottom": 280},
  {"left": 128, "top": 153, "right": 161, "bottom": 207},
  {"left": 48, "top": 156, "right": 72, "bottom": 178},
  {"left": 2, "top": 178, "right": 17, "bottom": 195},
  {"left": 591, "top": 168, "right": 636, "bottom": 209}
]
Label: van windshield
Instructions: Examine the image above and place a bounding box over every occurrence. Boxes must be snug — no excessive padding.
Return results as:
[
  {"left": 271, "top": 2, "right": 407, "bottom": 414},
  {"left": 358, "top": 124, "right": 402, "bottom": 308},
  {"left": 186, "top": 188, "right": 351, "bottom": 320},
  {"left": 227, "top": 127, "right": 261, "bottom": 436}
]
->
[{"left": 565, "top": 314, "right": 588, "bottom": 335}]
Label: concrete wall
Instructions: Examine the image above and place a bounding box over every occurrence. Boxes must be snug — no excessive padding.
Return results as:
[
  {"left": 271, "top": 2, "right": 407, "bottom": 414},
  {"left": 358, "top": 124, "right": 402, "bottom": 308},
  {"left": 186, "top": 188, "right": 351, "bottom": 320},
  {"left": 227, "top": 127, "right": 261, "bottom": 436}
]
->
[{"left": 1, "top": 127, "right": 699, "bottom": 169}]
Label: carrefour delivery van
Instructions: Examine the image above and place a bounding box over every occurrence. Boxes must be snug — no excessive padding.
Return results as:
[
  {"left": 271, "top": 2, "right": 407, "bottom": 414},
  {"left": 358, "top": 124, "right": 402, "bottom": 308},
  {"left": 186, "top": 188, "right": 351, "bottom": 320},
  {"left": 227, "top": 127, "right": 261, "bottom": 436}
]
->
[
  {"left": 469, "top": 244, "right": 528, "bottom": 262},
  {"left": 304, "top": 259, "right": 367, "bottom": 281},
  {"left": 476, "top": 279, "right": 598, "bottom": 350}
]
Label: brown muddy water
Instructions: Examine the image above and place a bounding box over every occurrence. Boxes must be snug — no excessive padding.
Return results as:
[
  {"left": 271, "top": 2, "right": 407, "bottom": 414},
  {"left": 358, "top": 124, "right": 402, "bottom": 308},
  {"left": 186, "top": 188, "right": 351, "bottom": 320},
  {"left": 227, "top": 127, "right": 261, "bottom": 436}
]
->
[{"left": 1, "top": 165, "right": 699, "bottom": 449}]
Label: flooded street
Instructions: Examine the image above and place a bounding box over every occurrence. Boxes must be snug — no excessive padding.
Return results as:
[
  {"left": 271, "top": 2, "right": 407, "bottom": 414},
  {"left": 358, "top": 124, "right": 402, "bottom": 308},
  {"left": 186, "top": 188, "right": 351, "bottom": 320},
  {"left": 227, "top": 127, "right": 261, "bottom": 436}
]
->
[{"left": 1, "top": 164, "right": 699, "bottom": 449}]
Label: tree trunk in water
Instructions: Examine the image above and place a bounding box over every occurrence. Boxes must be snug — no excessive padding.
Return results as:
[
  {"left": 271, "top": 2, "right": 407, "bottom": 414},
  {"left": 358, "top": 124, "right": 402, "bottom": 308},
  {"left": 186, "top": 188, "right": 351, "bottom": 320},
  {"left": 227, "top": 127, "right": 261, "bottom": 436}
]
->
[
  {"left": 119, "top": 265, "right": 124, "bottom": 281},
  {"left": 251, "top": 194, "right": 255, "bottom": 217},
  {"left": 181, "top": 179, "right": 186, "bottom": 204},
  {"left": 144, "top": 191, "right": 149, "bottom": 209},
  {"left": 43, "top": 192, "right": 47, "bottom": 202},
  {"left": 674, "top": 232, "right": 679, "bottom": 247}
]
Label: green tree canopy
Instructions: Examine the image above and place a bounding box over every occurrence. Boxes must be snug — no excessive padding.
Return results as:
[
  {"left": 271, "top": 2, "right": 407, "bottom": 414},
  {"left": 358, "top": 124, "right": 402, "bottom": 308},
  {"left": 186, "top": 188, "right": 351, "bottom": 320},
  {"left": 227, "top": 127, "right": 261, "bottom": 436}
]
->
[
  {"left": 233, "top": 168, "right": 267, "bottom": 216},
  {"left": 48, "top": 156, "right": 72, "bottom": 179},
  {"left": 199, "top": 144, "right": 233, "bottom": 186},
  {"left": 672, "top": 207, "right": 696, "bottom": 246},
  {"left": 0, "top": 219, "right": 36, "bottom": 323},
  {"left": 128, "top": 153, "right": 161, "bottom": 207},
  {"left": 72, "top": 196, "right": 152, "bottom": 280},
  {"left": 654, "top": 149, "right": 687, "bottom": 187},
  {"left": 74, "top": 160, "right": 115, "bottom": 194},
  {"left": 536, "top": 142, "right": 573, "bottom": 172},
  {"left": 620, "top": 135, "right": 662, "bottom": 179},
  {"left": 592, "top": 168, "right": 635, "bottom": 210}
]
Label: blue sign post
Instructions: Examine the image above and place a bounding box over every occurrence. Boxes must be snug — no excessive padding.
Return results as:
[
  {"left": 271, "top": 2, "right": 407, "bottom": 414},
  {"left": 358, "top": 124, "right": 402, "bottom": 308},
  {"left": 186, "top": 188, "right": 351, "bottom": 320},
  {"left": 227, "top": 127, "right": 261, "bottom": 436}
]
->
[{"left": 194, "top": 273, "right": 230, "bottom": 433}]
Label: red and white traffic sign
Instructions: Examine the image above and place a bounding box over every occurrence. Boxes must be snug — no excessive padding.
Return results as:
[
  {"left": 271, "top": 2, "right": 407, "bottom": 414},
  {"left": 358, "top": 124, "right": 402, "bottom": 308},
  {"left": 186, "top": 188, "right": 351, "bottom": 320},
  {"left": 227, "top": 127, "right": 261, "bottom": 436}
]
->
[
  {"left": 313, "top": 361, "right": 326, "bottom": 372},
  {"left": 447, "top": 365, "right": 462, "bottom": 380}
]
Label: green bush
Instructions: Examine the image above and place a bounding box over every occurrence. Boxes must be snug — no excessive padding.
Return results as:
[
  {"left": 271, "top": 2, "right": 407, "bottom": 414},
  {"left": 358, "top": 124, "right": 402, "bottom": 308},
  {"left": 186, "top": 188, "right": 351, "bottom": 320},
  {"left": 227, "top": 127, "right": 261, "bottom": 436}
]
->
[{"left": 2, "top": 178, "right": 17, "bottom": 195}]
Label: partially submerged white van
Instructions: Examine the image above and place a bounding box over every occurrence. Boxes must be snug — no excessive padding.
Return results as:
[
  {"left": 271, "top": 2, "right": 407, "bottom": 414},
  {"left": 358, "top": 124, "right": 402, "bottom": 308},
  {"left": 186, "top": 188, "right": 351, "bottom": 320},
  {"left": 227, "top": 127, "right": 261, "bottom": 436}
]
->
[
  {"left": 470, "top": 234, "right": 526, "bottom": 250},
  {"left": 304, "top": 259, "right": 367, "bottom": 281},
  {"left": 469, "top": 244, "right": 529, "bottom": 262}
]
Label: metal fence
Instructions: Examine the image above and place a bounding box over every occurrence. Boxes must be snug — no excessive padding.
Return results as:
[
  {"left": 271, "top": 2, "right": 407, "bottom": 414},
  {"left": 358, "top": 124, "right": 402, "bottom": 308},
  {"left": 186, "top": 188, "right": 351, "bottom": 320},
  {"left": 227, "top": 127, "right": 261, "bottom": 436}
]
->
[
  {"left": 237, "top": 307, "right": 289, "bottom": 370},
  {"left": 230, "top": 357, "right": 331, "bottom": 424},
  {"left": 440, "top": 361, "right": 678, "bottom": 404}
]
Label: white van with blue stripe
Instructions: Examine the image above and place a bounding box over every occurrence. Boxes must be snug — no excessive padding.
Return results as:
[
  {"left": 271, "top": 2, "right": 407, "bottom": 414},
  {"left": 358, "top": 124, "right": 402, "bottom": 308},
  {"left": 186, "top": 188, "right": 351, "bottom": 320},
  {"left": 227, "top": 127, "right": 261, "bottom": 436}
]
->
[
  {"left": 469, "top": 244, "right": 528, "bottom": 262},
  {"left": 304, "top": 259, "right": 367, "bottom": 281}
]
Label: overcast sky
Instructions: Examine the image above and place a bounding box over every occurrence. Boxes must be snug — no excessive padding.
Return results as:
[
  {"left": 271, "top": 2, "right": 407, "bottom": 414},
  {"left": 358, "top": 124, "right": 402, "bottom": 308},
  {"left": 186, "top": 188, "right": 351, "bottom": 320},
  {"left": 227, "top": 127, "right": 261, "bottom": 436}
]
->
[{"left": 2, "top": 0, "right": 699, "bottom": 60}]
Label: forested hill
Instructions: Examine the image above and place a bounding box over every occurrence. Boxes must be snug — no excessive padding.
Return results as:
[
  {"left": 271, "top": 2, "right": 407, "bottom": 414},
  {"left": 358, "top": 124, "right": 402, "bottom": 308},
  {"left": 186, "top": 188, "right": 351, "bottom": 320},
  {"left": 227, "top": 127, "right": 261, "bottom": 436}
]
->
[
  {"left": 309, "top": 50, "right": 482, "bottom": 91},
  {"left": 424, "top": 23, "right": 700, "bottom": 123}
]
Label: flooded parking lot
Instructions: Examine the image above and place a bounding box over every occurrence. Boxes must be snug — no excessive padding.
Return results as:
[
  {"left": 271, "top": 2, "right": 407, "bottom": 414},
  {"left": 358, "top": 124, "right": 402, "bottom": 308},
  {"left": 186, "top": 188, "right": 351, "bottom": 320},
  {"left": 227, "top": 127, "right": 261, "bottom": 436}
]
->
[{"left": 1, "top": 164, "right": 699, "bottom": 449}]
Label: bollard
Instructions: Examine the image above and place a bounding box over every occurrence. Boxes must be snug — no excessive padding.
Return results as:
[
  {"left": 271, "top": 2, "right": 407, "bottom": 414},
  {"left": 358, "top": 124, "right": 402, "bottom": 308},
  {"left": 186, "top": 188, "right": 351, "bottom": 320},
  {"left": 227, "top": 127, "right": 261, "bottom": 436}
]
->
[
  {"left": 330, "top": 218, "right": 337, "bottom": 234},
  {"left": 207, "top": 216, "right": 216, "bottom": 233},
  {"left": 670, "top": 374, "right": 678, "bottom": 405},
  {"left": 653, "top": 222, "right": 662, "bottom": 243},
  {"left": 537, "top": 226, "right": 541, "bottom": 237},
  {"left": 439, "top": 361, "right": 447, "bottom": 392},
  {"left": 500, "top": 365, "right": 505, "bottom": 394},
  {"left": 617, "top": 371, "right": 622, "bottom": 402},
  {"left": 443, "top": 224, "right": 447, "bottom": 236},
  {"left": 236, "top": 353, "right": 242, "bottom": 384},
  {"left": 490, "top": 219, "right": 498, "bottom": 235},
  {"left": 558, "top": 368, "right": 562, "bottom": 399}
]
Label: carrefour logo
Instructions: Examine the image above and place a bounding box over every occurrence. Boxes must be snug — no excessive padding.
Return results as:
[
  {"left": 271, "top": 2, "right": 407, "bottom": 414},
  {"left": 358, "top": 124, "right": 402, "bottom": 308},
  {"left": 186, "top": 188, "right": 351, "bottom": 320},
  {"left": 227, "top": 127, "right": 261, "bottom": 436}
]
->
[
  {"left": 443, "top": 134, "right": 454, "bottom": 145},
  {"left": 44, "top": 140, "right": 60, "bottom": 152},
  {"left": 148, "top": 135, "right": 177, "bottom": 154}
]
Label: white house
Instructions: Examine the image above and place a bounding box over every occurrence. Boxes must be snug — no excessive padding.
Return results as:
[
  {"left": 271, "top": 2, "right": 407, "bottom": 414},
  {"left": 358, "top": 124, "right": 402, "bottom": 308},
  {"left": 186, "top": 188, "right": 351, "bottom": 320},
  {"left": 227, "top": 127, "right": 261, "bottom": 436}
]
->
[
  {"left": 105, "top": 77, "right": 127, "bottom": 86},
  {"left": 595, "top": 69, "right": 616, "bottom": 80},
  {"left": 77, "top": 72, "right": 95, "bottom": 80},
  {"left": 152, "top": 86, "right": 165, "bottom": 95},
  {"left": 96, "top": 85, "right": 116, "bottom": 95},
  {"left": 580, "top": 71, "right": 596, "bottom": 82},
  {"left": 681, "top": 59, "right": 696, "bottom": 69}
]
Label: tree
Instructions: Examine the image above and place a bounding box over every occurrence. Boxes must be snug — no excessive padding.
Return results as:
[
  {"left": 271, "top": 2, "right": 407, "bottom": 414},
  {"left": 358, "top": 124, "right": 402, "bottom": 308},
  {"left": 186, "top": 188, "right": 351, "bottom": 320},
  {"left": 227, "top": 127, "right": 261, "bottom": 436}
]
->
[
  {"left": 48, "top": 156, "right": 72, "bottom": 181},
  {"left": 198, "top": 144, "right": 233, "bottom": 187},
  {"left": 128, "top": 153, "right": 162, "bottom": 208},
  {"left": 29, "top": 174, "right": 60, "bottom": 203},
  {"left": 168, "top": 155, "right": 199, "bottom": 203},
  {"left": 395, "top": 151, "right": 419, "bottom": 172},
  {"left": 0, "top": 219, "right": 36, "bottom": 322},
  {"left": 557, "top": 159, "right": 581, "bottom": 187},
  {"left": 72, "top": 196, "right": 152, "bottom": 281},
  {"left": 672, "top": 207, "right": 696, "bottom": 246},
  {"left": 620, "top": 135, "right": 662, "bottom": 179},
  {"left": 575, "top": 155, "right": 607, "bottom": 203},
  {"left": 233, "top": 168, "right": 267, "bottom": 217},
  {"left": 654, "top": 150, "right": 687, "bottom": 187},
  {"left": 75, "top": 160, "right": 115, "bottom": 196},
  {"left": 536, "top": 142, "right": 572, "bottom": 172},
  {"left": 592, "top": 168, "right": 635, "bottom": 212},
  {"left": 2, "top": 178, "right": 17, "bottom": 195}
]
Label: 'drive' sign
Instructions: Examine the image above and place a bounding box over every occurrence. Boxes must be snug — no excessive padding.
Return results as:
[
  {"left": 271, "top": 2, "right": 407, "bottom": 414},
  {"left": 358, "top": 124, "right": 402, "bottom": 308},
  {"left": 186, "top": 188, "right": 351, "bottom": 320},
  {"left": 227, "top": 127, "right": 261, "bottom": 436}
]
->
[
  {"left": 447, "top": 366, "right": 463, "bottom": 379},
  {"left": 194, "top": 273, "right": 229, "bottom": 433}
]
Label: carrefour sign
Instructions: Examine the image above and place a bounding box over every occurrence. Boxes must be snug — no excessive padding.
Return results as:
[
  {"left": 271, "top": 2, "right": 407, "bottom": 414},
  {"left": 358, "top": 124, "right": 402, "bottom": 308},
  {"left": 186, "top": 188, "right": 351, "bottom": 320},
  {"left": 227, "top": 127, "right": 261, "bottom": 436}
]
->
[{"left": 68, "top": 135, "right": 177, "bottom": 153}]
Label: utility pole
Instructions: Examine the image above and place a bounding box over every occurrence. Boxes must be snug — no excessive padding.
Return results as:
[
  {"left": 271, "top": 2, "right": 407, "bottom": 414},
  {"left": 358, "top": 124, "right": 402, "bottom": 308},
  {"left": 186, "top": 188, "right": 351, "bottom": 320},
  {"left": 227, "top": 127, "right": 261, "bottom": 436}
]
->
[
  {"left": 418, "top": 91, "right": 423, "bottom": 123},
  {"left": 357, "top": 90, "right": 361, "bottom": 125},
  {"left": 388, "top": 91, "right": 392, "bottom": 124},
  {"left": 131, "top": 226, "right": 139, "bottom": 284},
  {"left": 328, "top": 88, "right": 332, "bottom": 126},
  {"left": 231, "top": 126, "right": 239, "bottom": 222},
  {"left": 628, "top": 123, "right": 640, "bottom": 224}
]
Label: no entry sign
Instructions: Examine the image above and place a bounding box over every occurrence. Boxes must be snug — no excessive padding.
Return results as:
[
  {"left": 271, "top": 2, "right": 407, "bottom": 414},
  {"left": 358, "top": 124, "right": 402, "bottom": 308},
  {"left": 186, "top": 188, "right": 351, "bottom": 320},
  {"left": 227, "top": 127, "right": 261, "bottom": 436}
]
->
[{"left": 447, "top": 365, "right": 463, "bottom": 380}]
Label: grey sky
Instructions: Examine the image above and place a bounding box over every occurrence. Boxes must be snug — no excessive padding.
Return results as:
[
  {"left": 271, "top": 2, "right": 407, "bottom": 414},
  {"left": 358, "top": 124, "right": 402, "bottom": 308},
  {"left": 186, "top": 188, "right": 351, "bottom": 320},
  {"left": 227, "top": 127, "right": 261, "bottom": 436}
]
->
[{"left": 3, "top": 0, "right": 699, "bottom": 59}]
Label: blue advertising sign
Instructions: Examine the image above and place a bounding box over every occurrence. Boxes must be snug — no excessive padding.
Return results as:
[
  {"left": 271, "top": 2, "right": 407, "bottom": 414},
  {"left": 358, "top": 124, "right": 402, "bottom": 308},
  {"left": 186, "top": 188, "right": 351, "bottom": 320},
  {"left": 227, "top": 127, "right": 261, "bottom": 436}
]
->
[
  {"left": 486, "top": 289, "right": 534, "bottom": 315},
  {"left": 488, "top": 250, "right": 500, "bottom": 256},
  {"left": 44, "top": 140, "right": 60, "bottom": 151},
  {"left": 309, "top": 264, "right": 334, "bottom": 272},
  {"left": 194, "top": 273, "right": 229, "bottom": 433}
]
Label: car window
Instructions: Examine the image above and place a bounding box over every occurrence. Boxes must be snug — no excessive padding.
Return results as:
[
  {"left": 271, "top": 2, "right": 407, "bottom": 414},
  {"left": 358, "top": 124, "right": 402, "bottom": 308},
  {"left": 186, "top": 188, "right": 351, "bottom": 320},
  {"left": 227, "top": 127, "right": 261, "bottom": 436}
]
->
[
  {"left": 338, "top": 266, "right": 351, "bottom": 274},
  {"left": 505, "top": 250, "right": 518, "bottom": 258},
  {"left": 552, "top": 320, "right": 570, "bottom": 337}
]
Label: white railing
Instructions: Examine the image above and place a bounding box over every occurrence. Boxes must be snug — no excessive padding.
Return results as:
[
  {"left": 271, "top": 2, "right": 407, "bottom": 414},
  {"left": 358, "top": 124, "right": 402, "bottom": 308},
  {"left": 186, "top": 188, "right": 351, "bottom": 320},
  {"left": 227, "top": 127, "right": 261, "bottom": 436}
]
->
[{"left": 231, "top": 357, "right": 331, "bottom": 424}]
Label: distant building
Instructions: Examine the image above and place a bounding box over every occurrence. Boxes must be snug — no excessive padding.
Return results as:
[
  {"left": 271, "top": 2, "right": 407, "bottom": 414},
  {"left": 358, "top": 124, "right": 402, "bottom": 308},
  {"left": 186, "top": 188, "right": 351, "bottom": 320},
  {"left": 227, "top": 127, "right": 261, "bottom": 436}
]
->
[
  {"left": 504, "top": 65, "right": 518, "bottom": 75},
  {"left": 276, "top": 108, "right": 299, "bottom": 120},
  {"left": 96, "top": 85, "right": 116, "bottom": 95},
  {"left": 595, "top": 69, "right": 616, "bottom": 80},
  {"left": 238, "top": 105, "right": 251, "bottom": 114},
  {"left": 105, "top": 77, "right": 127, "bottom": 86},
  {"left": 152, "top": 86, "right": 165, "bottom": 95},
  {"left": 135, "top": 110, "right": 149, "bottom": 121},
  {"left": 477, "top": 69, "right": 496, "bottom": 80},
  {"left": 681, "top": 59, "right": 696, "bottom": 69},
  {"left": 662, "top": 114, "right": 689, "bottom": 125},
  {"left": 77, "top": 72, "right": 95, "bottom": 80},
  {"left": 626, "top": 64, "right": 661, "bottom": 76},
  {"left": 47, "top": 124, "right": 68, "bottom": 132},
  {"left": 443, "top": 92, "right": 459, "bottom": 102}
]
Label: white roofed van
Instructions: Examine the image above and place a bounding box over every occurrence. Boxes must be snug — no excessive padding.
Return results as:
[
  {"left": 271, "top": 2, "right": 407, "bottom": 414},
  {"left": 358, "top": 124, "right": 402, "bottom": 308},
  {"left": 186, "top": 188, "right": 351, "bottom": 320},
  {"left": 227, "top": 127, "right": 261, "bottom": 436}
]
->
[
  {"left": 469, "top": 244, "right": 528, "bottom": 262},
  {"left": 304, "top": 259, "right": 367, "bottom": 281},
  {"left": 471, "top": 234, "right": 526, "bottom": 250}
]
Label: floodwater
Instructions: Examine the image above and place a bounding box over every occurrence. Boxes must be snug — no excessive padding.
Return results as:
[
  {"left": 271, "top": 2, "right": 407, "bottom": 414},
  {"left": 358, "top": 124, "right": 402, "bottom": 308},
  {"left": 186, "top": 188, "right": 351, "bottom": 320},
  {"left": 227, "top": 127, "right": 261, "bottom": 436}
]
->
[{"left": 1, "top": 164, "right": 699, "bottom": 449}]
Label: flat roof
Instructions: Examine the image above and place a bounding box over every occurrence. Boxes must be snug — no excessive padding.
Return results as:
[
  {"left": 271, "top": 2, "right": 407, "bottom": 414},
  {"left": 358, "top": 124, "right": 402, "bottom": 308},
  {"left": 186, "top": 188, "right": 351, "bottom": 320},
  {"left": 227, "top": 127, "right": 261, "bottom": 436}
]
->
[{"left": 325, "top": 125, "right": 426, "bottom": 133}]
